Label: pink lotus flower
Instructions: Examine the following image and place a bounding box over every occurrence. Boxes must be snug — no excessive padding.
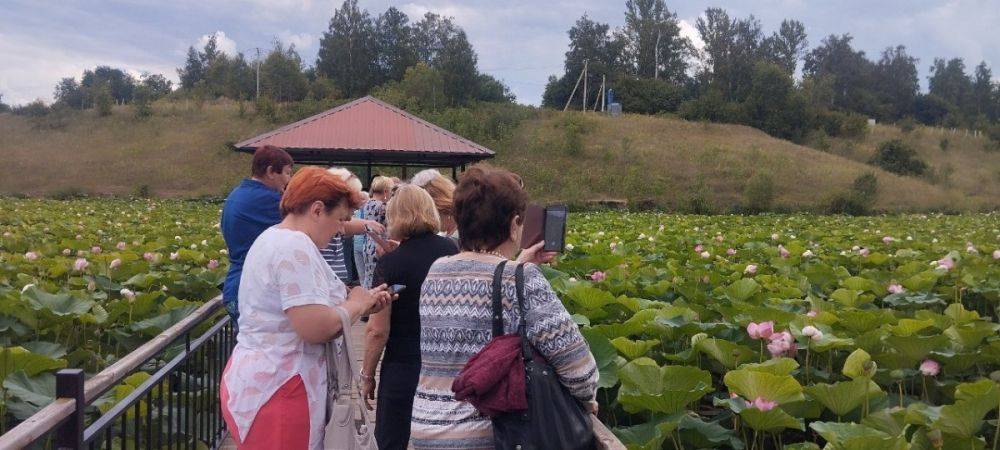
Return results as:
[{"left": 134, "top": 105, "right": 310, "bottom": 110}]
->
[
  {"left": 91, "top": 246, "right": 102, "bottom": 254},
  {"left": 747, "top": 321, "right": 775, "bottom": 340},
  {"left": 994, "top": 249, "right": 1000, "bottom": 260},
  {"left": 207, "top": 259, "right": 219, "bottom": 269},
  {"left": 771, "top": 233, "right": 779, "bottom": 240},
  {"left": 715, "top": 235, "right": 724, "bottom": 242},
  {"left": 590, "top": 271, "right": 606, "bottom": 282},
  {"left": 2, "top": 231, "right": 11, "bottom": 237},
  {"left": 116, "top": 242, "right": 127, "bottom": 250},
  {"left": 966, "top": 244, "right": 977, "bottom": 254},
  {"left": 169, "top": 251, "right": 179, "bottom": 261},
  {"left": 744, "top": 264, "right": 758, "bottom": 275},
  {"left": 727, "top": 248, "right": 737, "bottom": 256},
  {"left": 120, "top": 288, "right": 136, "bottom": 301},
  {"left": 883, "top": 236, "right": 894, "bottom": 244},
  {"left": 806, "top": 310, "right": 818, "bottom": 318},
  {"left": 919, "top": 359, "right": 940, "bottom": 377},
  {"left": 75, "top": 234, "right": 82, "bottom": 240},
  {"left": 767, "top": 331, "right": 795, "bottom": 357},
  {"left": 887, "top": 283, "right": 905, "bottom": 294},
  {"left": 694, "top": 244, "right": 704, "bottom": 253},
  {"left": 801, "top": 250, "right": 814, "bottom": 258},
  {"left": 936, "top": 256, "right": 955, "bottom": 271},
  {"left": 73, "top": 258, "right": 89, "bottom": 272},
  {"left": 700, "top": 251, "right": 711, "bottom": 259},
  {"left": 801, "top": 325, "right": 820, "bottom": 338},
  {"left": 24, "top": 251, "right": 39, "bottom": 261},
  {"left": 62, "top": 248, "right": 72, "bottom": 256},
  {"left": 109, "top": 258, "right": 122, "bottom": 270},
  {"left": 778, "top": 245, "right": 790, "bottom": 258},
  {"left": 859, "top": 247, "right": 870, "bottom": 257},
  {"left": 749, "top": 397, "right": 777, "bottom": 412},
  {"left": 144, "top": 252, "right": 157, "bottom": 262}
]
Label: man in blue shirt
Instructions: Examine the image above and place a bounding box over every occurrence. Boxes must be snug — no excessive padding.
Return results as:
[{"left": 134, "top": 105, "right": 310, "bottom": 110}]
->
[{"left": 220, "top": 145, "right": 293, "bottom": 328}]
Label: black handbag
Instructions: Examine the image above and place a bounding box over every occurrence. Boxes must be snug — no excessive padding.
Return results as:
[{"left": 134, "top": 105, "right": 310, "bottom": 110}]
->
[{"left": 489, "top": 261, "right": 596, "bottom": 450}]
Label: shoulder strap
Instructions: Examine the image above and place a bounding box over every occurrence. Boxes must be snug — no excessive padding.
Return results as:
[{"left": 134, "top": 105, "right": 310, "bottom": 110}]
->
[
  {"left": 333, "top": 306, "right": 357, "bottom": 378},
  {"left": 491, "top": 260, "right": 509, "bottom": 338},
  {"left": 514, "top": 263, "right": 533, "bottom": 361}
]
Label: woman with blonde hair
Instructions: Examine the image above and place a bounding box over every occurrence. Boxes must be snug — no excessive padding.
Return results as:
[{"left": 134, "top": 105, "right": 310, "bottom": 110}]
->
[
  {"left": 359, "top": 176, "right": 396, "bottom": 288},
  {"left": 360, "top": 184, "right": 458, "bottom": 449},
  {"left": 220, "top": 166, "right": 396, "bottom": 449},
  {"left": 410, "top": 169, "right": 458, "bottom": 243}
]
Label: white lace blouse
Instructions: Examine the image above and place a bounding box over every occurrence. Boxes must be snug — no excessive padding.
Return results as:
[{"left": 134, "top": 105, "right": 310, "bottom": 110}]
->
[{"left": 222, "top": 227, "right": 347, "bottom": 449}]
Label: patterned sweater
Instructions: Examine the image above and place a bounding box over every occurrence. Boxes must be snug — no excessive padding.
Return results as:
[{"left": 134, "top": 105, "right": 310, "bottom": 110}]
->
[{"left": 410, "top": 256, "right": 598, "bottom": 449}]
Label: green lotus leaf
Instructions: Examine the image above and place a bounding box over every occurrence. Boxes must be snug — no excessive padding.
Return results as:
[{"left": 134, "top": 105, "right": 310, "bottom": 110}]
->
[
  {"left": 944, "top": 303, "right": 980, "bottom": 326},
  {"left": 888, "top": 318, "right": 937, "bottom": 336},
  {"left": 20, "top": 285, "right": 94, "bottom": 316},
  {"left": 930, "top": 380, "right": 999, "bottom": 439},
  {"left": 843, "top": 348, "right": 873, "bottom": 379},
  {"left": 725, "top": 278, "right": 760, "bottom": 302},
  {"left": 739, "top": 407, "right": 804, "bottom": 432},
  {"left": 784, "top": 444, "right": 821, "bottom": 450},
  {"left": 610, "top": 337, "right": 659, "bottom": 360},
  {"left": 19, "top": 341, "right": 67, "bottom": 359},
  {"left": 0, "top": 346, "right": 68, "bottom": 382},
  {"left": 882, "top": 335, "right": 950, "bottom": 368},
  {"left": 831, "top": 288, "right": 866, "bottom": 307},
  {"left": 617, "top": 358, "right": 713, "bottom": 414},
  {"left": 677, "top": 414, "right": 744, "bottom": 450},
  {"left": 695, "top": 338, "right": 756, "bottom": 369},
  {"left": 738, "top": 357, "right": 799, "bottom": 376},
  {"left": 944, "top": 322, "right": 1000, "bottom": 350},
  {"left": 902, "top": 270, "right": 941, "bottom": 292},
  {"left": 842, "top": 276, "right": 880, "bottom": 293},
  {"left": 805, "top": 378, "right": 884, "bottom": 417},
  {"left": 130, "top": 304, "right": 199, "bottom": 336},
  {"left": 861, "top": 407, "right": 908, "bottom": 436},
  {"left": 810, "top": 332, "right": 856, "bottom": 352},
  {"left": 566, "top": 285, "right": 616, "bottom": 310},
  {"left": 723, "top": 368, "right": 804, "bottom": 405},
  {"left": 883, "top": 292, "right": 946, "bottom": 309},
  {"left": 902, "top": 402, "right": 941, "bottom": 426},
  {"left": 2, "top": 370, "right": 55, "bottom": 420},
  {"left": 837, "top": 309, "right": 895, "bottom": 334},
  {"left": 612, "top": 417, "right": 680, "bottom": 450},
  {"left": 809, "top": 421, "right": 906, "bottom": 450}
]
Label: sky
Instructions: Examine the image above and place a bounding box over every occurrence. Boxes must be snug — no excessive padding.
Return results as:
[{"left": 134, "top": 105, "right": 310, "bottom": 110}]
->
[{"left": 1, "top": 0, "right": 998, "bottom": 106}]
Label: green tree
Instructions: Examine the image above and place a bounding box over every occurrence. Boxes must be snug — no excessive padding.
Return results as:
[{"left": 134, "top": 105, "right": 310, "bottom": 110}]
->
[
  {"left": 260, "top": 42, "right": 309, "bottom": 102},
  {"left": 53, "top": 77, "right": 86, "bottom": 109},
  {"left": 81, "top": 66, "right": 136, "bottom": 104},
  {"left": 928, "top": 58, "right": 972, "bottom": 119},
  {"left": 543, "top": 14, "right": 627, "bottom": 109},
  {"left": 971, "top": 61, "right": 993, "bottom": 120},
  {"left": 0, "top": 93, "right": 9, "bottom": 113},
  {"left": 743, "top": 62, "right": 806, "bottom": 140},
  {"left": 870, "top": 139, "right": 927, "bottom": 176},
  {"left": 761, "top": 19, "right": 807, "bottom": 75},
  {"left": 476, "top": 74, "right": 515, "bottom": 103},
  {"left": 623, "top": 0, "right": 690, "bottom": 82},
  {"left": 695, "top": 9, "right": 765, "bottom": 102},
  {"left": 411, "top": 12, "right": 459, "bottom": 65},
  {"left": 372, "top": 62, "right": 447, "bottom": 111},
  {"left": 140, "top": 73, "right": 173, "bottom": 99},
  {"left": 435, "top": 30, "right": 479, "bottom": 106},
  {"left": 374, "top": 7, "right": 416, "bottom": 84},
  {"left": 133, "top": 84, "right": 154, "bottom": 118},
  {"left": 316, "top": 0, "right": 378, "bottom": 97},
  {"left": 94, "top": 85, "right": 113, "bottom": 116},
  {"left": 178, "top": 46, "right": 205, "bottom": 89},
  {"left": 803, "top": 34, "right": 877, "bottom": 116},
  {"left": 873, "top": 45, "right": 919, "bottom": 121}
]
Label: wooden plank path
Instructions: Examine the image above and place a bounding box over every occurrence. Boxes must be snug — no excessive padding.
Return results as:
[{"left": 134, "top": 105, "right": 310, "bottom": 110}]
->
[{"left": 219, "top": 320, "right": 377, "bottom": 449}]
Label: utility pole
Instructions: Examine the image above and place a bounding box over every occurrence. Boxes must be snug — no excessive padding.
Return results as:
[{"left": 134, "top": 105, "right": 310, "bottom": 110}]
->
[
  {"left": 563, "top": 59, "right": 588, "bottom": 111},
  {"left": 255, "top": 47, "right": 261, "bottom": 102},
  {"left": 596, "top": 75, "right": 606, "bottom": 112},
  {"left": 582, "top": 62, "right": 588, "bottom": 112},
  {"left": 654, "top": 29, "right": 662, "bottom": 80}
]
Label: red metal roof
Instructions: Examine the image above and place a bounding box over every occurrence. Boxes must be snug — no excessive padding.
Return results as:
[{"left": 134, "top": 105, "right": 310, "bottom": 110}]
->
[{"left": 235, "top": 96, "right": 494, "bottom": 165}]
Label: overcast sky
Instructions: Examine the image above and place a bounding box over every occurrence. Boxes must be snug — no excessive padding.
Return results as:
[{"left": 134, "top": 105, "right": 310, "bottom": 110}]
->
[{"left": 1, "top": 0, "right": 998, "bottom": 106}]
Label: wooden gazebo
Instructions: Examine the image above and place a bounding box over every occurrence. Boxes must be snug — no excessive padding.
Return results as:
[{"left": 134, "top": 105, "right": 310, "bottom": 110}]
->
[{"left": 234, "top": 96, "right": 495, "bottom": 184}]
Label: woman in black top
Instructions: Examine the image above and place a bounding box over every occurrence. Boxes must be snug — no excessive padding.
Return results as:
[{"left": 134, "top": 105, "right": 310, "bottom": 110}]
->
[{"left": 361, "top": 185, "right": 458, "bottom": 449}]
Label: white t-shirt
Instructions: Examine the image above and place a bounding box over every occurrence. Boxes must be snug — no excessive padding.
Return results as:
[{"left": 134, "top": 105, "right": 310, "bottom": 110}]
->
[{"left": 222, "top": 227, "right": 348, "bottom": 449}]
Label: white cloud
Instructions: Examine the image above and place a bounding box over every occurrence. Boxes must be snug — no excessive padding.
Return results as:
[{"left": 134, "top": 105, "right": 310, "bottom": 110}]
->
[
  {"left": 679, "top": 19, "right": 705, "bottom": 52},
  {"left": 197, "top": 31, "right": 237, "bottom": 56},
  {"left": 278, "top": 31, "right": 315, "bottom": 52}
]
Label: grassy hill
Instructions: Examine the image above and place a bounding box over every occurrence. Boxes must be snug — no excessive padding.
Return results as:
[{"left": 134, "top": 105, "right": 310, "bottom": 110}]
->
[{"left": 1, "top": 99, "right": 997, "bottom": 212}]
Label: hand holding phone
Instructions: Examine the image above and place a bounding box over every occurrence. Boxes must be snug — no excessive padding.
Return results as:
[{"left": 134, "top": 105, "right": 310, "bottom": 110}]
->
[{"left": 388, "top": 284, "right": 406, "bottom": 295}]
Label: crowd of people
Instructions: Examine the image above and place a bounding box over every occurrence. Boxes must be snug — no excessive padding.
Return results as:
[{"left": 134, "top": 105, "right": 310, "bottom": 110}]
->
[{"left": 218, "top": 145, "right": 598, "bottom": 450}]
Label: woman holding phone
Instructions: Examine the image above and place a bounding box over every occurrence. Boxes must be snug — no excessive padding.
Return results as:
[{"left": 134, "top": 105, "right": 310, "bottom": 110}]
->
[
  {"left": 220, "top": 167, "right": 396, "bottom": 449},
  {"left": 359, "top": 176, "right": 395, "bottom": 288},
  {"left": 361, "top": 185, "right": 459, "bottom": 449}
]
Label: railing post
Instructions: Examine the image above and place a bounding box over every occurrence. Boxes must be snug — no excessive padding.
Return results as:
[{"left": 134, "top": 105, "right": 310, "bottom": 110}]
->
[{"left": 55, "top": 369, "right": 85, "bottom": 449}]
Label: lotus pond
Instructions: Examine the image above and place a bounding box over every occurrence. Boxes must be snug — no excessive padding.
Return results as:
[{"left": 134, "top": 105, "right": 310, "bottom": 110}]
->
[{"left": 3, "top": 200, "right": 1000, "bottom": 449}]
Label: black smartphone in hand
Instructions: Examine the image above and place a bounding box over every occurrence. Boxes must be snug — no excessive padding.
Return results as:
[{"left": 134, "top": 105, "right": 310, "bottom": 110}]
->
[
  {"left": 388, "top": 284, "right": 406, "bottom": 295},
  {"left": 543, "top": 205, "right": 568, "bottom": 252}
]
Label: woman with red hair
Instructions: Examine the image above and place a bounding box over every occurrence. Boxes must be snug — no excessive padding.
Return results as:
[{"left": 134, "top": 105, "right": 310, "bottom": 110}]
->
[{"left": 221, "top": 166, "right": 396, "bottom": 449}]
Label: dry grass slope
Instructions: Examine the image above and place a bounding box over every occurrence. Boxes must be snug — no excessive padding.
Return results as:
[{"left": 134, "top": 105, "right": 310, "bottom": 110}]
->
[{"left": 1, "top": 101, "right": 997, "bottom": 212}]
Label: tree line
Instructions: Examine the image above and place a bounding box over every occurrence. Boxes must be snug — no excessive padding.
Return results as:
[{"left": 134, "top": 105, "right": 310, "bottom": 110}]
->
[
  {"left": 543, "top": 1, "right": 1000, "bottom": 140},
  {"left": 4, "top": 0, "right": 512, "bottom": 118}
]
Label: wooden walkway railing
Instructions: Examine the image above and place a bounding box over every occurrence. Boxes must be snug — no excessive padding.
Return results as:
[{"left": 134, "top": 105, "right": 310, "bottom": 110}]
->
[{"left": 0, "top": 296, "right": 231, "bottom": 450}]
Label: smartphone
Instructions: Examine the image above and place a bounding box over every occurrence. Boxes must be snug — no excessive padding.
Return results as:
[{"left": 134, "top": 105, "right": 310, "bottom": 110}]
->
[
  {"left": 543, "top": 205, "right": 569, "bottom": 252},
  {"left": 520, "top": 204, "right": 545, "bottom": 249},
  {"left": 388, "top": 284, "right": 406, "bottom": 294}
]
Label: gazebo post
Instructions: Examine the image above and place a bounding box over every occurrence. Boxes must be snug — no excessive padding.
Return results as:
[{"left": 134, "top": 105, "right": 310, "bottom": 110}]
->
[
  {"left": 402, "top": 164, "right": 408, "bottom": 180},
  {"left": 366, "top": 159, "right": 373, "bottom": 189},
  {"left": 451, "top": 166, "right": 457, "bottom": 181}
]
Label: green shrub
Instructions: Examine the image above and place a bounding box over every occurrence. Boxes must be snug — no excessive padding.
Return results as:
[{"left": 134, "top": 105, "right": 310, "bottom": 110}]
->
[
  {"left": 898, "top": 117, "right": 917, "bottom": 133},
  {"left": 134, "top": 184, "right": 153, "bottom": 198},
  {"left": 558, "top": 114, "right": 588, "bottom": 156},
  {"left": 742, "top": 174, "right": 775, "bottom": 213},
  {"left": 678, "top": 90, "right": 746, "bottom": 124},
  {"left": 12, "top": 100, "right": 50, "bottom": 117},
  {"left": 95, "top": 87, "right": 113, "bottom": 117},
  {"left": 50, "top": 187, "right": 88, "bottom": 200},
  {"left": 616, "top": 78, "right": 684, "bottom": 114},
  {"left": 826, "top": 192, "right": 869, "bottom": 215},
  {"left": 869, "top": 139, "right": 927, "bottom": 176},
  {"left": 939, "top": 137, "right": 950, "bottom": 152},
  {"left": 852, "top": 172, "right": 879, "bottom": 206}
]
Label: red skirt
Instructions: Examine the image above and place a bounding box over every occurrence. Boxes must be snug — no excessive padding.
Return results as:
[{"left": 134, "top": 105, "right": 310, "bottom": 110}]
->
[{"left": 221, "top": 372, "right": 310, "bottom": 449}]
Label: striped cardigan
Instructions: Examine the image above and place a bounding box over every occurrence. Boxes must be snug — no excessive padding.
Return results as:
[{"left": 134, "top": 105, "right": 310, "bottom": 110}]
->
[{"left": 410, "top": 257, "right": 598, "bottom": 449}]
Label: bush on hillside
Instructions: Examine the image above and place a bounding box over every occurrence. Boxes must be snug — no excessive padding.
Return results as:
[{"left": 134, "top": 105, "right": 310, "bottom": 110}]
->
[
  {"left": 827, "top": 172, "right": 879, "bottom": 215},
  {"left": 678, "top": 90, "right": 746, "bottom": 124},
  {"left": 852, "top": 172, "right": 879, "bottom": 205},
  {"left": 742, "top": 174, "right": 776, "bottom": 213},
  {"left": 812, "top": 109, "right": 868, "bottom": 139},
  {"left": 11, "top": 100, "right": 50, "bottom": 117},
  {"left": 616, "top": 78, "right": 684, "bottom": 115},
  {"left": 95, "top": 87, "right": 113, "bottom": 117},
  {"left": 555, "top": 113, "right": 591, "bottom": 156},
  {"left": 898, "top": 117, "right": 917, "bottom": 133},
  {"left": 869, "top": 139, "right": 927, "bottom": 176}
]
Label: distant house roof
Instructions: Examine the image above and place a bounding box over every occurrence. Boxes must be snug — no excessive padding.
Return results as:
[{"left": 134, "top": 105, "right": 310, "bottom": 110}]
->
[{"left": 234, "top": 96, "right": 494, "bottom": 167}]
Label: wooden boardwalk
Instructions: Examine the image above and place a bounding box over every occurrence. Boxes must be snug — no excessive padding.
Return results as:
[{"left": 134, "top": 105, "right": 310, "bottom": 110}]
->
[{"left": 219, "top": 320, "right": 376, "bottom": 449}]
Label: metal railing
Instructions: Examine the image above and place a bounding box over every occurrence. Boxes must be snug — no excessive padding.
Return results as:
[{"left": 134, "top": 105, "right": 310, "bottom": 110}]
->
[{"left": 0, "top": 296, "right": 234, "bottom": 450}]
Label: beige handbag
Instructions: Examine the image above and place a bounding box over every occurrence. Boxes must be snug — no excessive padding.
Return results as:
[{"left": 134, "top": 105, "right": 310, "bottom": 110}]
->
[{"left": 323, "top": 306, "right": 377, "bottom": 450}]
